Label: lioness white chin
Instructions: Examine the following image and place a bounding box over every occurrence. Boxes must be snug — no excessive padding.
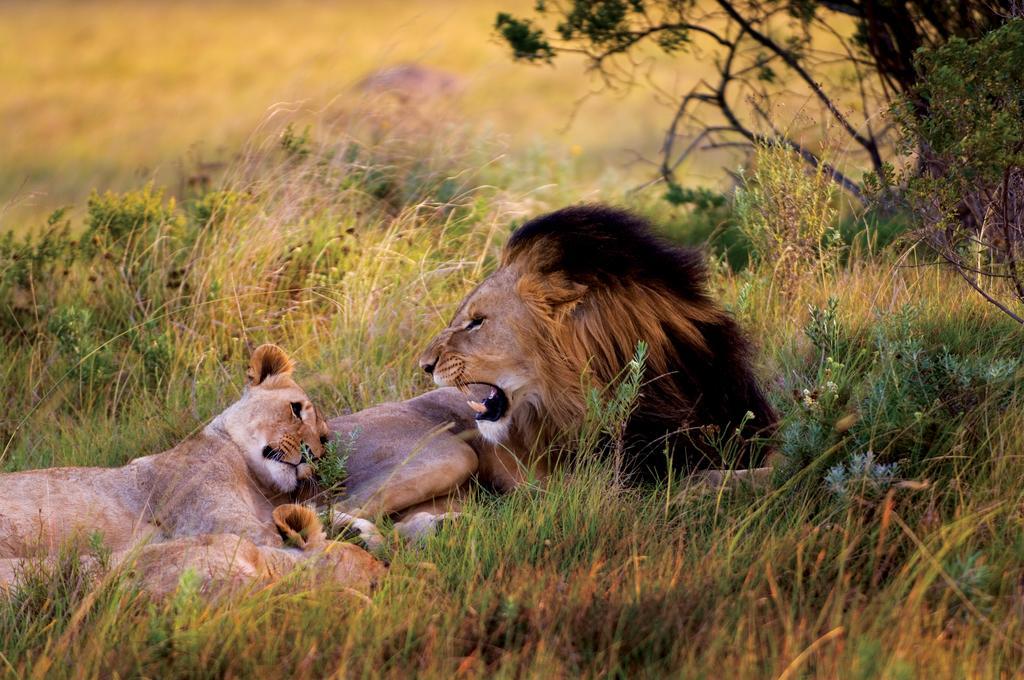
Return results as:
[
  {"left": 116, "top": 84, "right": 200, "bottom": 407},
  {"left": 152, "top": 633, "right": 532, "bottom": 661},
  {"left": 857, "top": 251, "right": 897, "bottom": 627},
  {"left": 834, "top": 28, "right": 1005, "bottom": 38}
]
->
[
  {"left": 0, "top": 344, "right": 383, "bottom": 595},
  {"left": 327, "top": 205, "right": 776, "bottom": 540}
]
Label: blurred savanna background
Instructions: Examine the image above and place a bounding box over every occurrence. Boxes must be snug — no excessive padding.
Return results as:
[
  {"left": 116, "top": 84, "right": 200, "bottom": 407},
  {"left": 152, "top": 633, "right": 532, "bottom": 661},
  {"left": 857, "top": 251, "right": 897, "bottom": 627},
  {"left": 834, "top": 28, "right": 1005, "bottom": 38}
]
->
[
  {"left": 2, "top": 0, "right": 877, "bottom": 225},
  {"left": 2, "top": 1, "right": 1024, "bottom": 677},
  {"left": 2, "top": 0, "right": 674, "bottom": 224}
]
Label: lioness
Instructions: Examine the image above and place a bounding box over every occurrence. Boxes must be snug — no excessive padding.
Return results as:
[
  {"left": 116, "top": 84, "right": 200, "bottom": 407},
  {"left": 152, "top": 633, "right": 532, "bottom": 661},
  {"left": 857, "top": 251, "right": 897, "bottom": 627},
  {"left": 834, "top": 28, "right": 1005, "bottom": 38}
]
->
[
  {"left": 329, "top": 205, "right": 776, "bottom": 538},
  {"left": 0, "top": 344, "right": 382, "bottom": 593},
  {"left": 123, "top": 505, "right": 383, "bottom": 598}
]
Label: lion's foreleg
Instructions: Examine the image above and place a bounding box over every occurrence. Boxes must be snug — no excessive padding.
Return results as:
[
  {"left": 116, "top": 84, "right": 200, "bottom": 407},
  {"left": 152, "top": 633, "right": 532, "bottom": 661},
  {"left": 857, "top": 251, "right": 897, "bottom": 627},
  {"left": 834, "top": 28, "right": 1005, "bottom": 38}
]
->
[
  {"left": 336, "top": 439, "right": 479, "bottom": 519},
  {"left": 475, "top": 444, "right": 542, "bottom": 492}
]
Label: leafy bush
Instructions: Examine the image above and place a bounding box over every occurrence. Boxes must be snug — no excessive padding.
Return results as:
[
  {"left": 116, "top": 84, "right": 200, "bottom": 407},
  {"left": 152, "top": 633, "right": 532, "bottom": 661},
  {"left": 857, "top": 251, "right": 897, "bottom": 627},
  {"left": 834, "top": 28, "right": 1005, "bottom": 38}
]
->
[
  {"left": 0, "top": 209, "right": 76, "bottom": 337},
  {"left": 47, "top": 304, "right": 116, "bottom": 385},
  {"left": 85, "top": 183, "right": 185, "bottom": 249},
  {"left": 316, "top": 429, "right": 358, "bottom": 492},
  {"left": 825, "top": 451, "right": 901, "bottom": 503},
  {"left": 279, "top": 122, "right": 312, "bottom": 159},
  {"left": 48, "top": 305, "right": 94, "bottom": 358},
  {"left": 894, "top": 18, "right": 1024, "bottom": 324},
  {"left": 576, "top": 341, "right": 647, "bottom": 483},
  {"left": 190, "top": 189, "right": 251, "bottom": 226},
  {"left": 777, "top": 299, "right": 1022, "bottom": 482},
  {"left": 657, "top": 187, "right": 753, "bottom": 271}
]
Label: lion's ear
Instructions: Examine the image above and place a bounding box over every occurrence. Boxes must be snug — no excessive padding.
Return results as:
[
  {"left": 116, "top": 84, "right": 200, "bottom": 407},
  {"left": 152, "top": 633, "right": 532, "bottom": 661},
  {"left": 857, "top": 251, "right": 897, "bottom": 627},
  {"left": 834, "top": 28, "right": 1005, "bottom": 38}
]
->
[
  {"left": 516, "top": 271, "right": 588, "bottom": 315},
  {"left": 247, "top": 344, "right": 295, "bottom": 386}
]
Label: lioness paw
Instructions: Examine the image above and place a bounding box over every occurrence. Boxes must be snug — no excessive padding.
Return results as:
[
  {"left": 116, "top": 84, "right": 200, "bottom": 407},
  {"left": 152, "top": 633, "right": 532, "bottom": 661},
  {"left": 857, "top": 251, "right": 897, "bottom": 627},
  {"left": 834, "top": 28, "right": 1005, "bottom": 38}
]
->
[
  {"left": 330, "top": 512, "right": 385, "bottom": 552},
  {"left": 394, "top": 511, "right": 462, "bottom": 543}
]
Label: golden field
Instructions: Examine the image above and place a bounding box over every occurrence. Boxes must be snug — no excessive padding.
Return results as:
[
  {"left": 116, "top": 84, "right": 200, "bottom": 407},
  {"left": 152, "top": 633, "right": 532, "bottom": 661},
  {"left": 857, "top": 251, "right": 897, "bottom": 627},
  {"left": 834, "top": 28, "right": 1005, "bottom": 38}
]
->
[
  {"left": 1, "top": 2, "right": 1022, "bottom": 677},
  {"left": 1, "top": 0, "right": 684, "bottom": 224}
]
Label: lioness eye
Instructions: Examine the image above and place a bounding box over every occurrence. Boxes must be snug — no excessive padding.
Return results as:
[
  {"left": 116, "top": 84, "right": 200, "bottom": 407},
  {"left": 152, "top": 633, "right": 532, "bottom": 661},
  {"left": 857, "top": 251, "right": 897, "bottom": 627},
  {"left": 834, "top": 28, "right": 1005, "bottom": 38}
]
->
[
  {"left": 290, "top": 402, "right": 303, "bottom": 418},
  {"left": 466, "top": 316, "right": 485, "bottom": 330}
]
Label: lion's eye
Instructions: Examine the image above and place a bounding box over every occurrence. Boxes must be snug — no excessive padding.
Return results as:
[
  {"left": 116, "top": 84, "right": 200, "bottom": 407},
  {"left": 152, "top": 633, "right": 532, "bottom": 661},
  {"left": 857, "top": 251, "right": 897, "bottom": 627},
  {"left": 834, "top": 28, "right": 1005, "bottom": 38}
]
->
[
  {"left": 290, "top": 402, "right": 303, "bottom": 419},
  {"left": 465, "top": 316, "right": 485, "bottom": 330}
]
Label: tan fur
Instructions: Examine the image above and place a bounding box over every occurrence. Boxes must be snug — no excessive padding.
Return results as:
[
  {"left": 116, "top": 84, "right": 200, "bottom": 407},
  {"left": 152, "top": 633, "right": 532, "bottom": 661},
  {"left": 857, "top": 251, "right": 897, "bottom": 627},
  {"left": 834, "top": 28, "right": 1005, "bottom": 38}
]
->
[
  {"left": 0, "top": 344, "right": 383, "bottom": 593},
  {"left": 416, "top": 248, "right": 730, "bottom": 457},
  {"left": 326, "top": 243, "right": 725, "bottom": 535},
  {"left": 129, "top": 526, "right": 383, "bottom": 599},
  {"left": 324, "top": 207, "right": 776, "bottom": 543},
  {"left": 328, "top": 390, "right": 482, "bottom": 519},
  {"left": 273, "top": 504, "right": 326, "bottom": 550}
]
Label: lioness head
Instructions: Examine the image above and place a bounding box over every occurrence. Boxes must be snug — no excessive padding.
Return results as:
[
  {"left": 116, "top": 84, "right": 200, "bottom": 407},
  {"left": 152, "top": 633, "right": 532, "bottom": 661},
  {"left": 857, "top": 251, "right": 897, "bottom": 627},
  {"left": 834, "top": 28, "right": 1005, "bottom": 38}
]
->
[
  {"left": 418, "top": 205, "right": 776, "bottom": 474},
  {"left": 213, "top": 344, "right": 330, "bottom": 493}
]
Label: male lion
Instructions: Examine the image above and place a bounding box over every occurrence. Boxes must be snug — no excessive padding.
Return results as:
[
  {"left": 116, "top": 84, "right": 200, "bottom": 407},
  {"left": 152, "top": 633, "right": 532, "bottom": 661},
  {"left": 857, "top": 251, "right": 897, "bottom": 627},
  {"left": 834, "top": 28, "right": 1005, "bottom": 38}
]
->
[
  {"left": 329, "top": 205, "right": 775, "bottom": 538},
  {"left": 0, "top": 344, "right": 382, "bottom": 594}
]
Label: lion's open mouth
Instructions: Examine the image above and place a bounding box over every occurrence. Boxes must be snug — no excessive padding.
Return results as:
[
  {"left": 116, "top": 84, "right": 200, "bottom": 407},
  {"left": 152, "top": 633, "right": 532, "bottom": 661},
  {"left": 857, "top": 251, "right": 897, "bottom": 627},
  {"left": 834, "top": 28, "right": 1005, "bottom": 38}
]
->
[{"left": 465, "top": 383, "right": 509, "bottom": 422}]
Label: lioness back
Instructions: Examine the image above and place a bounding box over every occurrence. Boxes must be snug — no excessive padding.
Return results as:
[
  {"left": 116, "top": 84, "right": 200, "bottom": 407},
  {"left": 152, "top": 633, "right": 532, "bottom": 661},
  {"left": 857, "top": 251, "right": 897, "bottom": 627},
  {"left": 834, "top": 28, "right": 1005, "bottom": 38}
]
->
[{"left": 0, "top": 464, "right": 157, "bottom": 555}]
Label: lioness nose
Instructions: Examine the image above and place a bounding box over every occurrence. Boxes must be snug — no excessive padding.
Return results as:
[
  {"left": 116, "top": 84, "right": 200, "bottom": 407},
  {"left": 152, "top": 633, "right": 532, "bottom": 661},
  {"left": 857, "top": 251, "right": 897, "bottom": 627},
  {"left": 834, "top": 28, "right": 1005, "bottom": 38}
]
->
[{"left": 420, "top": 358, "right": 436, "bottom": 375}]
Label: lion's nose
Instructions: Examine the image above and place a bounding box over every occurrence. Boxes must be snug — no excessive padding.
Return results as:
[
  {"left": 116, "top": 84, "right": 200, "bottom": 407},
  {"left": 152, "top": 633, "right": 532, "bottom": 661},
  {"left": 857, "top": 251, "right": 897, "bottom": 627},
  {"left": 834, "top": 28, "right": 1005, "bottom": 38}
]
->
[{"left": 420, "top": 358, "right": 436, "bottom": 375}]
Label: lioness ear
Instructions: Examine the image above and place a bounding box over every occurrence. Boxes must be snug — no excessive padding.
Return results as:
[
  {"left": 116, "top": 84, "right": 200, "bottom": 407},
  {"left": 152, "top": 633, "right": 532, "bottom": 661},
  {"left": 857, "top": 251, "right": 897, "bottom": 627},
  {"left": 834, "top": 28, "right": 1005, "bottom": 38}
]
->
[
  {"left": 516, "top": 271, "right": 588, "bottom": 315},
  {"left": 272, "top": 504, "right": 326, "bottom": 550},
  {"left": 247, "top": 344, "right": 295, "bottom": 386}
]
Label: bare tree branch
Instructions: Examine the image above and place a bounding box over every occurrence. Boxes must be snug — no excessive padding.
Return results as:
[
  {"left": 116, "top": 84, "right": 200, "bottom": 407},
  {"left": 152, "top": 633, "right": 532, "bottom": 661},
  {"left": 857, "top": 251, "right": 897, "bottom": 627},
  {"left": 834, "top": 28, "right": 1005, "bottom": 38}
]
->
[{"left": 713, "top": 0, "right": 885, "bottom": 176}]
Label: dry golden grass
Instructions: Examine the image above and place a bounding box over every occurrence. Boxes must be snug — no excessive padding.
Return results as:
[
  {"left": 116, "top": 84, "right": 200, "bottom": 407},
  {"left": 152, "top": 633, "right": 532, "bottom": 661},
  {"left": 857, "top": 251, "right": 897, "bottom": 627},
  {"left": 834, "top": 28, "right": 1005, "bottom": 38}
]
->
[
  {"left": 0, "top": 0, "right": 684, "bottom": 225},
  {"left": 1, "top": 0, "right": 872, "bottom": 228}
]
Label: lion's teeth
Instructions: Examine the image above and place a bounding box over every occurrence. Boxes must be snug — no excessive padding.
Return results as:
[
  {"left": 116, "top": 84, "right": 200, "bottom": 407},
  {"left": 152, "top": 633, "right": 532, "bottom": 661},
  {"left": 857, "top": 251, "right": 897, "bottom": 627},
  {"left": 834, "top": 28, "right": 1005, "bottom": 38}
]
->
[{"left": 467, "top": 400, "right": 487, "bottom": 414}]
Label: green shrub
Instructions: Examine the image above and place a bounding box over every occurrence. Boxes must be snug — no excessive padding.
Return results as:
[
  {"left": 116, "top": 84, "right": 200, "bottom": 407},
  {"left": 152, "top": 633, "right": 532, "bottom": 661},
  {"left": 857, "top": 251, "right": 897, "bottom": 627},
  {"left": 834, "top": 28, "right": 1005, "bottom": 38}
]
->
[
  {"left": 894, "top": 18, "right": 1024, "bottom": 324},
  {"left": 47, "top": 304, "right": 116, "bottom": 385},
  {"left": 130, "top": 321, "right": 174, "bottom": 387},
  {"left": 0, "top": 209, "right": 76, "bottom": 337},
  {"left": 575, "top": 341, "right": 647, "bottom": 482},
  {"left": 48, "top": 305, "right": 94, "bottom": 358},
  {"left": 777, "top": 300, "right": 1022, "bottom": 483},
  {"left": 85, "top": 183, "right": 185, "bottom": 247},
  {"left": 658, "top": 187, "right": 752, "bottom": 271},
  {"left": 279, "top": 122, "right": 312, "bottom": 159},
  {"left": 316, "top": 429, "right": 357, "bottom": 493},
  {"left": 190, "top": 189, "right": 250, "bottom": 226},
  {"left": 824, "top": 451, "right": 902, "bottom": 504},
  {"left": 736, "top": 140, "right": 841, "bottom": 290}
]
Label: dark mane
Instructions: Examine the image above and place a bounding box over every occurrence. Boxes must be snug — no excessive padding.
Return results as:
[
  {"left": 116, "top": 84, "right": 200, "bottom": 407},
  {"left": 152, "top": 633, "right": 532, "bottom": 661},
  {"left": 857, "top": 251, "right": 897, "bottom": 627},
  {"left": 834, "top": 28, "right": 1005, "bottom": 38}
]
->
[
  {"left": 506, "top": 205, "right": 709, "bottom": 301},
  {"left": 505, "top": 204, "right": 776, "bottom": 478}
]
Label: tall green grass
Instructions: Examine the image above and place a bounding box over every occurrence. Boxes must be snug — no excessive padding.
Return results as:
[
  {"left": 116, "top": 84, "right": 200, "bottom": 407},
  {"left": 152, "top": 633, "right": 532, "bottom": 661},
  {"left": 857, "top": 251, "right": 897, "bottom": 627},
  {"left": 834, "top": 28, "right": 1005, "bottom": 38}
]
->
[{"left": 1, "top": 109, "right": 1023, "bottom": 677}]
